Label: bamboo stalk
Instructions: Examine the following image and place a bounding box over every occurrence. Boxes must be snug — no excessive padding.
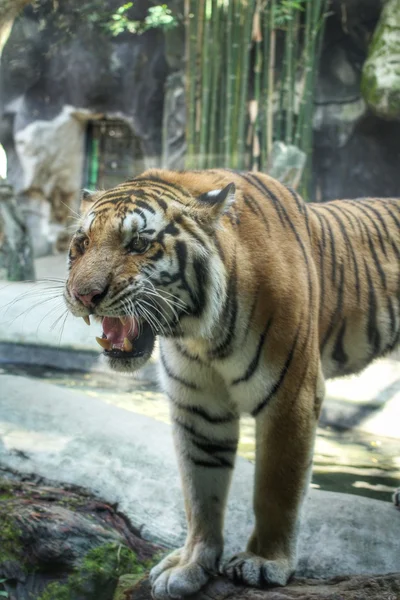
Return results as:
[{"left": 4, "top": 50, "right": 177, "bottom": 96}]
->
[
  {"left": 285, "top": 3, "right": 294, "bottom": 145},
  {"left": 198, "top": 0, "right": 211, "bottom": 168},
  {"left": 260, "top": 0, "right": 270, "bottom": 171},
  {"left": 237, "top": 0, "right": 255, "bottom": 169},
  {"left": 194, "top": 0, "right": 205, "bottom": 167},
  {"left": 224, "top": 0, "right": 234, "bottom": 165},
  {"left": 252, "top": 0, "right": 263, "bottom": 170},
  {"left": 184, "top": 0, "right": 195, "bottom": 168},
  {"left": 266, "top": 0, "right": 276, "bottom": 160},
  {"left": 301, "top": 0, "right": 327, "bottom": 196},
  {"left": 231, "top": 0, "right": 243, "bottom": 168},
  {"left": 217, "top": 1, "right": 227, "bottom": 166},
  {"left": 208, "top": 0, "right": 221, "bottom": 166},
  {"left": 294, "top": 0, "right": 312, "bottom": 147}
]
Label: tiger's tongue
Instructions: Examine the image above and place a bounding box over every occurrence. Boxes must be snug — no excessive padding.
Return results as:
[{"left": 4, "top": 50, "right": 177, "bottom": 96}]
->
[{"left": 102, "top": 317, "right": 138, "bottom": 344}]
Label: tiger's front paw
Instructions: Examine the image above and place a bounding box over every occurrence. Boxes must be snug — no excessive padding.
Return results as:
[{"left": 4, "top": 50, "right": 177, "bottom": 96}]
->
[
  {"left": 150, "top": 543, "right": 221, "bottom": 599},
  {"left": 223, "top": 552, "right": 293, "bottom": 588}
]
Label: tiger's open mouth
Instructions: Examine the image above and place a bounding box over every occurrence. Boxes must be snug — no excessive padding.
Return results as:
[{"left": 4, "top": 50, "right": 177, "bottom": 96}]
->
[{"left": 94, "top": 316, "right": 155, "bottom": 361}]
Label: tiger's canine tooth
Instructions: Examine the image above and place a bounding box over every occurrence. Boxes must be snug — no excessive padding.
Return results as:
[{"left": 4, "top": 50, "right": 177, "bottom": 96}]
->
[
  {"left": 83, "top": 316, "right": 90, "bottom": 326},
  {"left": 123, "top": 337, "right": 133, "bottom": 352},
  {"left": 96, "top": 336, "right": 112, "bottom": 350},
  {"left": 119, "top": 316, "right": 128, "bottom": 325}
]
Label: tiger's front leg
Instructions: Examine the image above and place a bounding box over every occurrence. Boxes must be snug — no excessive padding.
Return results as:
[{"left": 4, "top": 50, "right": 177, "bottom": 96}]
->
[
  {"left": 224, "top": 360, "right": 324, "bottom": 588},
  {"left": 151, "top": 350, "right": 239, "bottom": 599}
]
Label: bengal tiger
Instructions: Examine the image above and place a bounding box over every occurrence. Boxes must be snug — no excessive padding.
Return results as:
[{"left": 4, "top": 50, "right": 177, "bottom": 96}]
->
[{"left": 64, "top": 169, "right": 400, "bottom": 598}]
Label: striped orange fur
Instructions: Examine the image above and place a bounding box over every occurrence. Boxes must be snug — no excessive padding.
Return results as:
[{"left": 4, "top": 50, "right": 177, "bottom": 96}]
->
[{"left": 64, "top": 169, "right": 400, "bottom": 597}]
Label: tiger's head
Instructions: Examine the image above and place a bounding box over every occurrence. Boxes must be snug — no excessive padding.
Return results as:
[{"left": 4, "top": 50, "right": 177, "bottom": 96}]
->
[{"left": 64, "top": 170, "right": 235, "bottom": 372}]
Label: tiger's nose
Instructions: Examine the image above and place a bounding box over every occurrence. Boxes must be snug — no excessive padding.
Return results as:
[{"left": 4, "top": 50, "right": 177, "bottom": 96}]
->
[{"left": 73, "top": 288, "right": 105, "bottom": 308}]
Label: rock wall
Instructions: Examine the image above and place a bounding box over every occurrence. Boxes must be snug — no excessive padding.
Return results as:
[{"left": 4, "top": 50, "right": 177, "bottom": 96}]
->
[
  {"left": 361, "top": 0, "right": 400, "bottom": 121},
  {"left": 312, "top": 0, "right": 400, "bottom": 201},
  {"left": 0, "top": 0, "right": 168, "bottom": 256},
  {"left": 0, "top": 179, "right": 35, "bottom": 280}
]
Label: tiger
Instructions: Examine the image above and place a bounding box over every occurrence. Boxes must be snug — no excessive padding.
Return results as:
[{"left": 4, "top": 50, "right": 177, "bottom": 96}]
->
[{"left": 64, "top": 168, "right": 400, "bottom": 598}]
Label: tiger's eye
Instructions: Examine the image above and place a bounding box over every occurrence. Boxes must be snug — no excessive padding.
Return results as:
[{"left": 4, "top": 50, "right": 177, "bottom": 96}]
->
[{"left": 128, "top": 237, "right": 150, "bottom": 254}]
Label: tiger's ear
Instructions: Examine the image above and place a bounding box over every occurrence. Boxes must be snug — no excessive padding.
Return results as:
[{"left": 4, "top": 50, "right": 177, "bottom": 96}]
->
[
  {"left": 80, "top": 189, "right": 96, "bottom": 216},
  {"left": 197, "top": 183, "right": 236, "bottom": 220}
]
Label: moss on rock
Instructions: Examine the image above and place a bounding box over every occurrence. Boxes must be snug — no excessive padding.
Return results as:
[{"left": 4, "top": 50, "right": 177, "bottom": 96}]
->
[
  {"left": 361, "top": 0, "right": 400, "bottom": 119},
  {"left": 37, "top": 542, "right": 151, "bottom": 600},
  {"left": 0, "top": 505, "right": 25, "bottom": 567}
]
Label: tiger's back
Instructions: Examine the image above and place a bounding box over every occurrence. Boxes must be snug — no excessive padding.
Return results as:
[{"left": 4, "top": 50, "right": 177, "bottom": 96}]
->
[
  {"left": 154, "top": 168, "right": 400, "bottom": 381},
  {"left": 309, "top": 197, "right": 400, "bottom": 379}
]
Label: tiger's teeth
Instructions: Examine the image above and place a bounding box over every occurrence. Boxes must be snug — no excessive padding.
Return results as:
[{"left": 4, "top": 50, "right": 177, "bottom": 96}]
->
[
  {"left": 96, "top": 336, "right": 111, "bottom": 350},
  {"left": 123, "top": 337, "right": 133, "bottom": 352},
  {"left": 119, "top": 316, "right": 128, "bottom": 325},
  {"left": 83, "top": 316, "right": 90, "bottom": 326}
]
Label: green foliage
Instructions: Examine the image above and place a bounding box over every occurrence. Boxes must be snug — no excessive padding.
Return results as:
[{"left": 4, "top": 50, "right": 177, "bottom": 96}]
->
[
  {"left": 185, "top": 0, "right": 328, "bottom": 195},
  {"left": 33, "top": 1, "right": 177, "bottom": 47},
  {"left": 108, "top": 3, "right": 177, "bottom": 36},
  {"left": 37, "top": 542, "right": 150, "bottom": 600},
  {"left": 273, "top": 0, "right": 305, "bottom": 27}
]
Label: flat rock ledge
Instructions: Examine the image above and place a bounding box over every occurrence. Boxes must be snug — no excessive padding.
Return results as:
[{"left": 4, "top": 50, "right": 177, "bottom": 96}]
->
[{"left": 118, "top": 573, "right": 400, "bottom": 600}]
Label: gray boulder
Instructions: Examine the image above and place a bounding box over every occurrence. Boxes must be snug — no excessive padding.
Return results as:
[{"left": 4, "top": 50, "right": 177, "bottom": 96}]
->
[
  {"left": 361, "top": 0, "right": 400, "bottom": 120},
  {"left": 0, "top": 178, "right": 35, "bottom": 280}
]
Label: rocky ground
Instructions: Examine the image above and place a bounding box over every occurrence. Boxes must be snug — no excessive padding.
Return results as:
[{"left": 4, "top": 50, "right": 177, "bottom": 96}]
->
[{"left": 1, "top": 473, "right": 399, "bottom": 600}]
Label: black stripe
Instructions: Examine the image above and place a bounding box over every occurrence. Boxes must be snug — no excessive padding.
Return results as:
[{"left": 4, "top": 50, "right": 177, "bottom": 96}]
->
[
  {"left": 391, "top": 240, "right": 400, "bottom": 260},
  {"left": 132, "top": 208, "right": 147, "bottom": 228},
  {"left": 321, "top": 261, "right": 345, "bottom": 353},
  {"left": 365, "top": 227, "right": 387, "bottom": 290},
  {"left": 387, "top": 296, "right": 397, "bottom": 347},
  {"left": 347, "top": 201, "right": 387, "bottom": 256},
  {"left": 364, "top": 259, "right": 381, "bottom": 357},
  {"left": 209, "top": 253, "right": 238, "bottom": 359},
  {"left": 232, "top": 317, "right": 273, "bottom": 385},
  {"left": 327, "top": 203, "right": 358, "bottom": 234},
  {"left": 318, "top": 212, "right": 337, "bottom": 284},
  {"left": 382, "top": 203, "right": 400, "bottom": 229},
  {"left": 286, "top": 186, "right": 312, "bottom": 240},
  {"left": 214, "top": 235, "right": 225, "bottom": 263},
  {"left": 190, "top": 457, "right": 234, "bottom": 469},
  {"left": 174, "top": 341, "right": 204, "bottom": 364},
  {"left": 332, "top": 319, "right": 348, "bottom": 367},
  {"left": 175, "top": 215, "right": 208, "bottom": 249},
  {"left": 174, "top": 240, "right": 197, "bottom": 309},
  {"left": 251, "top": 324, "right": 301, "bottom": 417},
  {"left": 191, "top": 438, "right": 236, "bottom": 456},
  {"left": 355, "top": 201, "right": 390, "bottom": 246},
  {"left": 192, "top": 257, "right": 208, "bottom": 317},
  {"left": 135, "top": 199, "right": 156, "bottom": 215},
  {"left": 172, "top": 416, "right": 237, "bottom": 447},
  {"left": 310, "top": 209, "right": 326, "bottom": 320},
  {"left": 160, "top": 349, "right": 199, "bottom": 390},
  {"left": 320, "top": 205, "right": 361, "bottom": 302},
  {"left": 148, "top": 249, "right": 164, "bottom": 262},
  {"left": 243, "top": 173, "right": 314, "bottom": 309},
  {"left": 170, "top": 397, "right": 237, "bottom": 424},
  {"left": 134, "top": 176, "right": 190, "bottom": 202},
  {"left": 154, "top": 197, "right": 168, "bottom": 212},
  {"left": 242, "top": 194, "right": 270, "bottom": 234},
  {"left": 242, "top": 173, "right": 286, "bottom": 227},
  {"left": 243, "top": 284, "right": 260, "bottom": 343}
]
